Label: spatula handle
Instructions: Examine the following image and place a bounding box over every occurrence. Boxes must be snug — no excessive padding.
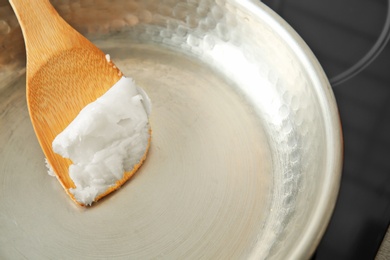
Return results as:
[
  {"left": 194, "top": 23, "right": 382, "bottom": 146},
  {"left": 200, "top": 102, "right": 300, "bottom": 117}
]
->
[{"left": 9, "top": 0, "right": 88, "bottom": 76}]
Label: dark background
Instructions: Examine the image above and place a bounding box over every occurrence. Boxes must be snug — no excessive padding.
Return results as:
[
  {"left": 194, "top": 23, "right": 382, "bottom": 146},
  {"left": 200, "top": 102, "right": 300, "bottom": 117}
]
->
[{"left": 261, "top": 0, "right": 390, "bottom": 259}]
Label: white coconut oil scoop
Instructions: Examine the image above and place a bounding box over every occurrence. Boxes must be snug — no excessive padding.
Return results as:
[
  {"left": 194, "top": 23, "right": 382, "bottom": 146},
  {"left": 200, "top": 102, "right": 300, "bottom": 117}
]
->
[{"left": 9, "top": 0, "right": 151, "bottom": 206}]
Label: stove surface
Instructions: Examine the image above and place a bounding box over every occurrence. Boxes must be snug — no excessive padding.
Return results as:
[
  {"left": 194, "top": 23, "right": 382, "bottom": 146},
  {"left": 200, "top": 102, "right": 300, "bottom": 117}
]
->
[{"left": 262, "top": 0, "right": 390, "bottom": 259}]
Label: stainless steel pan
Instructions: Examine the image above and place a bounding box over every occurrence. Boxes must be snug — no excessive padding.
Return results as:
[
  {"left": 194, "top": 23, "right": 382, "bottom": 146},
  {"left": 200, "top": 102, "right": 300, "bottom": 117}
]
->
[{"left": 0, "top": 0, "right": 342, "bottom": 259}]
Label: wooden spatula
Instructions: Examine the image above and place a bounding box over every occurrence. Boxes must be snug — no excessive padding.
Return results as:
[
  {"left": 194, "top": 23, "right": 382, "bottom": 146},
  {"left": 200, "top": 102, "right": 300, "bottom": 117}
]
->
[{"left": 8, "top": 0, "right": 140, "bottom": 206}]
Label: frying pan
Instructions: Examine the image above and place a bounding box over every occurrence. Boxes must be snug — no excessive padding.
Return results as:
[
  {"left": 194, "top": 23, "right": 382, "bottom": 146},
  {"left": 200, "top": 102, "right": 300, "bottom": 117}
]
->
[{"left": 0, "top": 0, "right": 342, "bottom": 259}]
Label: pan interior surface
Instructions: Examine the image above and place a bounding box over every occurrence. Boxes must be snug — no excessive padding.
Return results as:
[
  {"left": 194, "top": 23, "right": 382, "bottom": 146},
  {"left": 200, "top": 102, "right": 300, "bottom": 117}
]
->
[{"left": 0, "top": 0, "right": 342, "bottom": 259}]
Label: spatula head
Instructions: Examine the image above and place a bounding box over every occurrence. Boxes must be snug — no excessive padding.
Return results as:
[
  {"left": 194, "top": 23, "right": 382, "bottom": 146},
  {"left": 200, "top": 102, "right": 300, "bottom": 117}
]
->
[{"left": 28, "top": 47, "right": 123, "bottom": 204}]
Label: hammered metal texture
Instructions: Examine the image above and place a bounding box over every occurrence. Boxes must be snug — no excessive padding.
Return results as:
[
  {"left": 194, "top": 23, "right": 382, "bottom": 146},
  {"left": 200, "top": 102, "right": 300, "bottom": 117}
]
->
[{"left": 0, "top": 0, "right": 342, "bottom": 259}]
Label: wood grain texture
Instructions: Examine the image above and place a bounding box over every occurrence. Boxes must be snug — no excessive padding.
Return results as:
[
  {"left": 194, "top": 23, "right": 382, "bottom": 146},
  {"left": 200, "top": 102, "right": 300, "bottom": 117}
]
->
[{"left": 8, "top": 0, "right": 152, "bottom": 206}]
